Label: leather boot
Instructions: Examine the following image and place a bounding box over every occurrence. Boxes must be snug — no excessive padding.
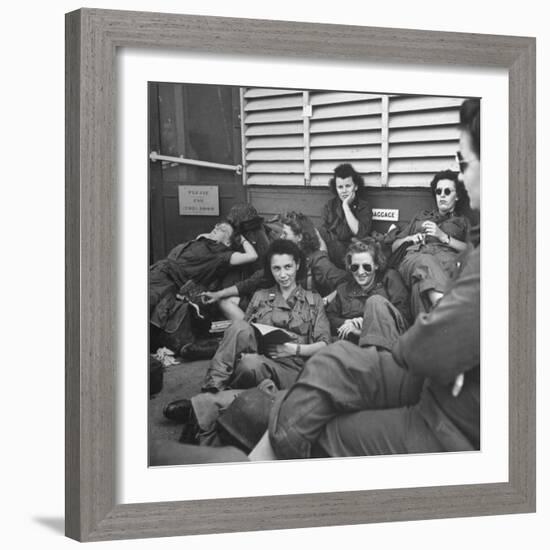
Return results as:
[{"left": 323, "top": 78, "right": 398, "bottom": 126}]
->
[{"left": 163, "top": 398, "right": 193, "bottom": 423}]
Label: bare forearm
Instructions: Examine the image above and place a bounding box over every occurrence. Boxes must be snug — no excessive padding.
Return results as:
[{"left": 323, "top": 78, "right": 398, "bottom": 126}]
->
[
  {"left": 216, "top": 285, "right": 239, "bottom": 299},
  {"left": 290, "top": 341, "right": 327, "bottom": 357},
  {"left": 230, "top": 238, "right": 258, "bottom": 265},
  {"left": 447, "top": 235, "right": 468, "bottom": 252},
  {"left": 342, "top": 204, "right": 359, "bottom": 235}
]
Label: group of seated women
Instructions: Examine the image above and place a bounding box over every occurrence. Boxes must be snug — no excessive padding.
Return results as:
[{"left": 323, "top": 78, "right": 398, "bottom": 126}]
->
[{"left": 156, "top": 154, "right": 477, "bottom": 459}]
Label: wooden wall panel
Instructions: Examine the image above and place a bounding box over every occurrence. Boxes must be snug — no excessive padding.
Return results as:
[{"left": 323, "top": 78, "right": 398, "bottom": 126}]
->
[{"left": 248, "top": 185, "right": 434, "bottom": 233}]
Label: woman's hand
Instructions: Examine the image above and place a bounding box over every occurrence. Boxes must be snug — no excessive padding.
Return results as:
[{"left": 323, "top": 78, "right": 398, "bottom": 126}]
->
[
  {"left": 265, "top": 343, "right": 295, "bottom": 359},
  {"left": 200, "top": 291, "right": 220, "bottom": 304},
  {"left": 408, "top": 232, "right": 426, "bottom": 245},
  {"left": 342, "top": 190, "right": 356, "bottom": 208},
  {"left": 322, "top": 290, "right": 337, "bottom": 307},
  {"left": 351, "top": 317, "right": 363, "bottom": 330},
  {"left": 421, "top": 221, "right": 446, "bottom": 241},
  {"left": 337, "top": 319, "right": 362, "bottom": 339}
]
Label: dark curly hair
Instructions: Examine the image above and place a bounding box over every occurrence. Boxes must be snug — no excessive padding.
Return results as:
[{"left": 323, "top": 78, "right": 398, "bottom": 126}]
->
[
  {"left": 459, "top": 98, "right": 480, "bottom": 158},
  {"left": 280, "top": 211, "right": 320, "bottom": 256},
  {"left": 344, "top": 237, "right": 387, "bottom": 273},
  {"left": 429, "top": 170, "right": 471, "bottom": 216},
  {"left": 262, "top": 239, "right": 307, "bottom": 287},
  {"left": 328, "top": 163, "right": 365, "bottom": 196}
]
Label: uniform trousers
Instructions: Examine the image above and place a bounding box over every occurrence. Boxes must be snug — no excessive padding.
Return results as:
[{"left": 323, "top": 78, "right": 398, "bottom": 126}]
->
[
  {"left": 202, "top": 320, "right": 304, "bottom": 392},
  {"left": 269, "top": 341, "right": 431, "bottom": 459},
  {"left": 399, "top": 251, "right": 452, "bottom": 317},
  {"left": 358, "top": 294, "right": 408, "bottom": 350}
]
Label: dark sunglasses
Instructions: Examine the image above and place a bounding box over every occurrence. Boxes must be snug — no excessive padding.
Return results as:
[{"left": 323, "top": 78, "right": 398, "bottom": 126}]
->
[
  {"left": 435, "top": 187, "right": 454, "bottom": 196},
  {"left": 350, "top": 263, "right": 373, "bottom": 273}
]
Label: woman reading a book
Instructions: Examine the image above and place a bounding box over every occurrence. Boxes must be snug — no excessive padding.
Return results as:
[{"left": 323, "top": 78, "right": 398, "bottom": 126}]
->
[{"left": 201, "top": 239, "right": 331, "bottom": 393}]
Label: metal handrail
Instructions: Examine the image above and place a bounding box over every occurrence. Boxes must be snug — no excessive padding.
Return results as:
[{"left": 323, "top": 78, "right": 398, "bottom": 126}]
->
[{"left": 149, "top": 151, "right": 242, "bottom": 174}]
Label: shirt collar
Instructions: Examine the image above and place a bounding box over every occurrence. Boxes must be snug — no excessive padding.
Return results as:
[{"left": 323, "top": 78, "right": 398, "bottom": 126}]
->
[
  {"left": 268, "top": 284, "right": 306, "bottom": 307},
  {"left": 346, "top": 279, "right": 379, "bottom": 297}
]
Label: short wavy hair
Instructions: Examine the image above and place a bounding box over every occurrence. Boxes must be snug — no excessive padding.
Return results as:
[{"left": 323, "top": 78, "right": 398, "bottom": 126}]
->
[
  {"left": 328, "top": 163, "right": 365, "bottom": 195},
  {"left": 429, "top": 170, "right": 471, "bottom": 216},
  {"left": 344, "top": 237, "right": 386, "bottom": 272},
  {"left": 262, "top": 239, "right": 307, "bottom": 287},
  {"left": 280, "top": 211, "right": 320, "bottom": 255}
]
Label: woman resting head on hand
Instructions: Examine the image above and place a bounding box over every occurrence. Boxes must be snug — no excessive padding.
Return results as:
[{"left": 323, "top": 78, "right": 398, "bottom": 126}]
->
[{"left": 319, "top": 163, "right": 373, "bottom": 268}]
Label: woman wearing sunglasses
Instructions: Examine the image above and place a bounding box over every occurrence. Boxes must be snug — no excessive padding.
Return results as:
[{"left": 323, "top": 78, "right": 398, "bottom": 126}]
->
[
  {"left": 389, "top": 169, "right": 472, "bottom": 316},
  {"left": 326, "top": 239, "right": 409, "bottom": 347},
  {"left": 267, "top": 99, "right": 481, "bottom": 461}
]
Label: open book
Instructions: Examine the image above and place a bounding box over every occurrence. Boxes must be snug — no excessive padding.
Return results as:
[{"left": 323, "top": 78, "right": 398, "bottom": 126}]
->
[{"left": 251, "top": 323, "right": 295, "bottom": 351}]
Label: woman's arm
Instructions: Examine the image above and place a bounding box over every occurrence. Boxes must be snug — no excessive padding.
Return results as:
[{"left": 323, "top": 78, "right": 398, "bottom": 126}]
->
[
  {"left": 421, "top": 221, "right": 468, "bottom": 252},
  {"left": 202, "top": 269, "right": 269, "bottom": 304},
  {"left": 446, "top": 235, "right": 468, "bottom": 252},
  {"left": 269, "top": 341, "right": 327, "bottom": 359},
  {"left": 354, "top": 199, "right": 373, "bottom": 238},
  {"left": 201, "top": 285, "right": 239, "bottom": 304},
  {"left": 391, "top": 233, "right": 424, "bottom": 252},
  {"left": 341, "top": 194, "right": 360, "bottom": 235},
  {"left": 292, "top": 341, "right": 328, "bottom": 357},
  {"left": 229, "top": 237, "right": 258, "bottom": 266}
]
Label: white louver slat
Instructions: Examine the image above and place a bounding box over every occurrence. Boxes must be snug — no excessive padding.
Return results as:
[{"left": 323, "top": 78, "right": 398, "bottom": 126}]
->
[{"left": 241, "top": 89, "right": 465, "bottom": 188}]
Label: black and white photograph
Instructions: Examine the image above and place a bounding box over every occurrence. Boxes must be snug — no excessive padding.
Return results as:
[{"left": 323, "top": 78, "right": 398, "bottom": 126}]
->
[{"left": 148, "top": 83, "right": 481, "bottom": 466}]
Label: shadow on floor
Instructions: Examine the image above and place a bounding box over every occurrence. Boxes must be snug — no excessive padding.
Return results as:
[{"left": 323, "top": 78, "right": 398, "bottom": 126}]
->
[
  {"left": 33, "top": 517, "right": 65, "bottom": 534},
  {"left": 148, "top": 358, "right": 209, "bottom": 457}
]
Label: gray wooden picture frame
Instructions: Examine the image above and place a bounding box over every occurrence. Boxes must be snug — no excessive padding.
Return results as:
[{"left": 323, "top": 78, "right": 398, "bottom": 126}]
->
[{"left": 65, "top": 8, "right": 536, "bottom": 542}]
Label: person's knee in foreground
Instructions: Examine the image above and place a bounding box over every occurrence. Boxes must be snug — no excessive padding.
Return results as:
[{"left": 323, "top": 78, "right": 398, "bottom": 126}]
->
[{"left": 269, "top": 98, "right": 481, "bottom": 460}]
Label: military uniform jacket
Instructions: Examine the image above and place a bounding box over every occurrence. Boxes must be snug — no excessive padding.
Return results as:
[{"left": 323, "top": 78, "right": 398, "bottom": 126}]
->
[
  {"left": 321, "top": 195, "right": 372, "bottom": 243},
  {"left": 392, "top": 208, "right": 470, "bottom": 256},
  {"left": 326, "top": 269, "right": 410, "bottom": 333},
  {"left": 244, "top": 285, "right": 331, "bottom": 346}
]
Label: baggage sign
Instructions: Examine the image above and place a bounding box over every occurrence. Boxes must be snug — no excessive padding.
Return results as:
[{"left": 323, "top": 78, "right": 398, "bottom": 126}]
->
[{"left": 372, "top": 208, "right": 399, "bottom": 222}]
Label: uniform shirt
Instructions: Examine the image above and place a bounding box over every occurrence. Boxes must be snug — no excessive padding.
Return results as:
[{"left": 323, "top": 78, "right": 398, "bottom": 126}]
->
[
  {"left": 165, "top": 237, "right": 234, "bottom": 285},
  {"left": 326, "top": 269, "right": 410, "bottom": 334},
  {"left": 321, "top": 195, "right": 372, "bottom": 242},
  {"left": 244, "top": 285, "right": 331, "bottom": 346},
  {"left": 235, "top": 251, "right": 348, "bottom": 299},
  {"left": 392, "top": 208, "right": 470, "bottom": 256},
  {"left": 149, "top": 237, "right": 234, "bottom": 328}
]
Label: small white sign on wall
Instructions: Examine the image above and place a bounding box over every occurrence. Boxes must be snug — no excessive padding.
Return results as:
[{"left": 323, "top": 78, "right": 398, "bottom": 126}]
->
[
  {"left": 372, "top": 208, "right": 399, "bottom": 222},
  {"left": 178, "top": 185, "right": 219, "bottom": 216}
]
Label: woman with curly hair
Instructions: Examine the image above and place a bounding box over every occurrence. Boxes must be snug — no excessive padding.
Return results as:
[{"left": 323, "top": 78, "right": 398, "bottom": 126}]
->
[
  {"left": 280, "top": 211, "right": 348, "bottom": 298},
  {"left": 202, "top": 211, "right": 348, "bottom": 319},
  {"left": 200, "top": 239, "right": 331, "bottom": 392},
  {"left": 319, "top": 163, "right": 373, "bottom": 268},
  {"left": 326, "top": 238, "right": 409, "bottom": 349},
  {"left": 389, "top": 169, "right": 472, "bottom": 317}
]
